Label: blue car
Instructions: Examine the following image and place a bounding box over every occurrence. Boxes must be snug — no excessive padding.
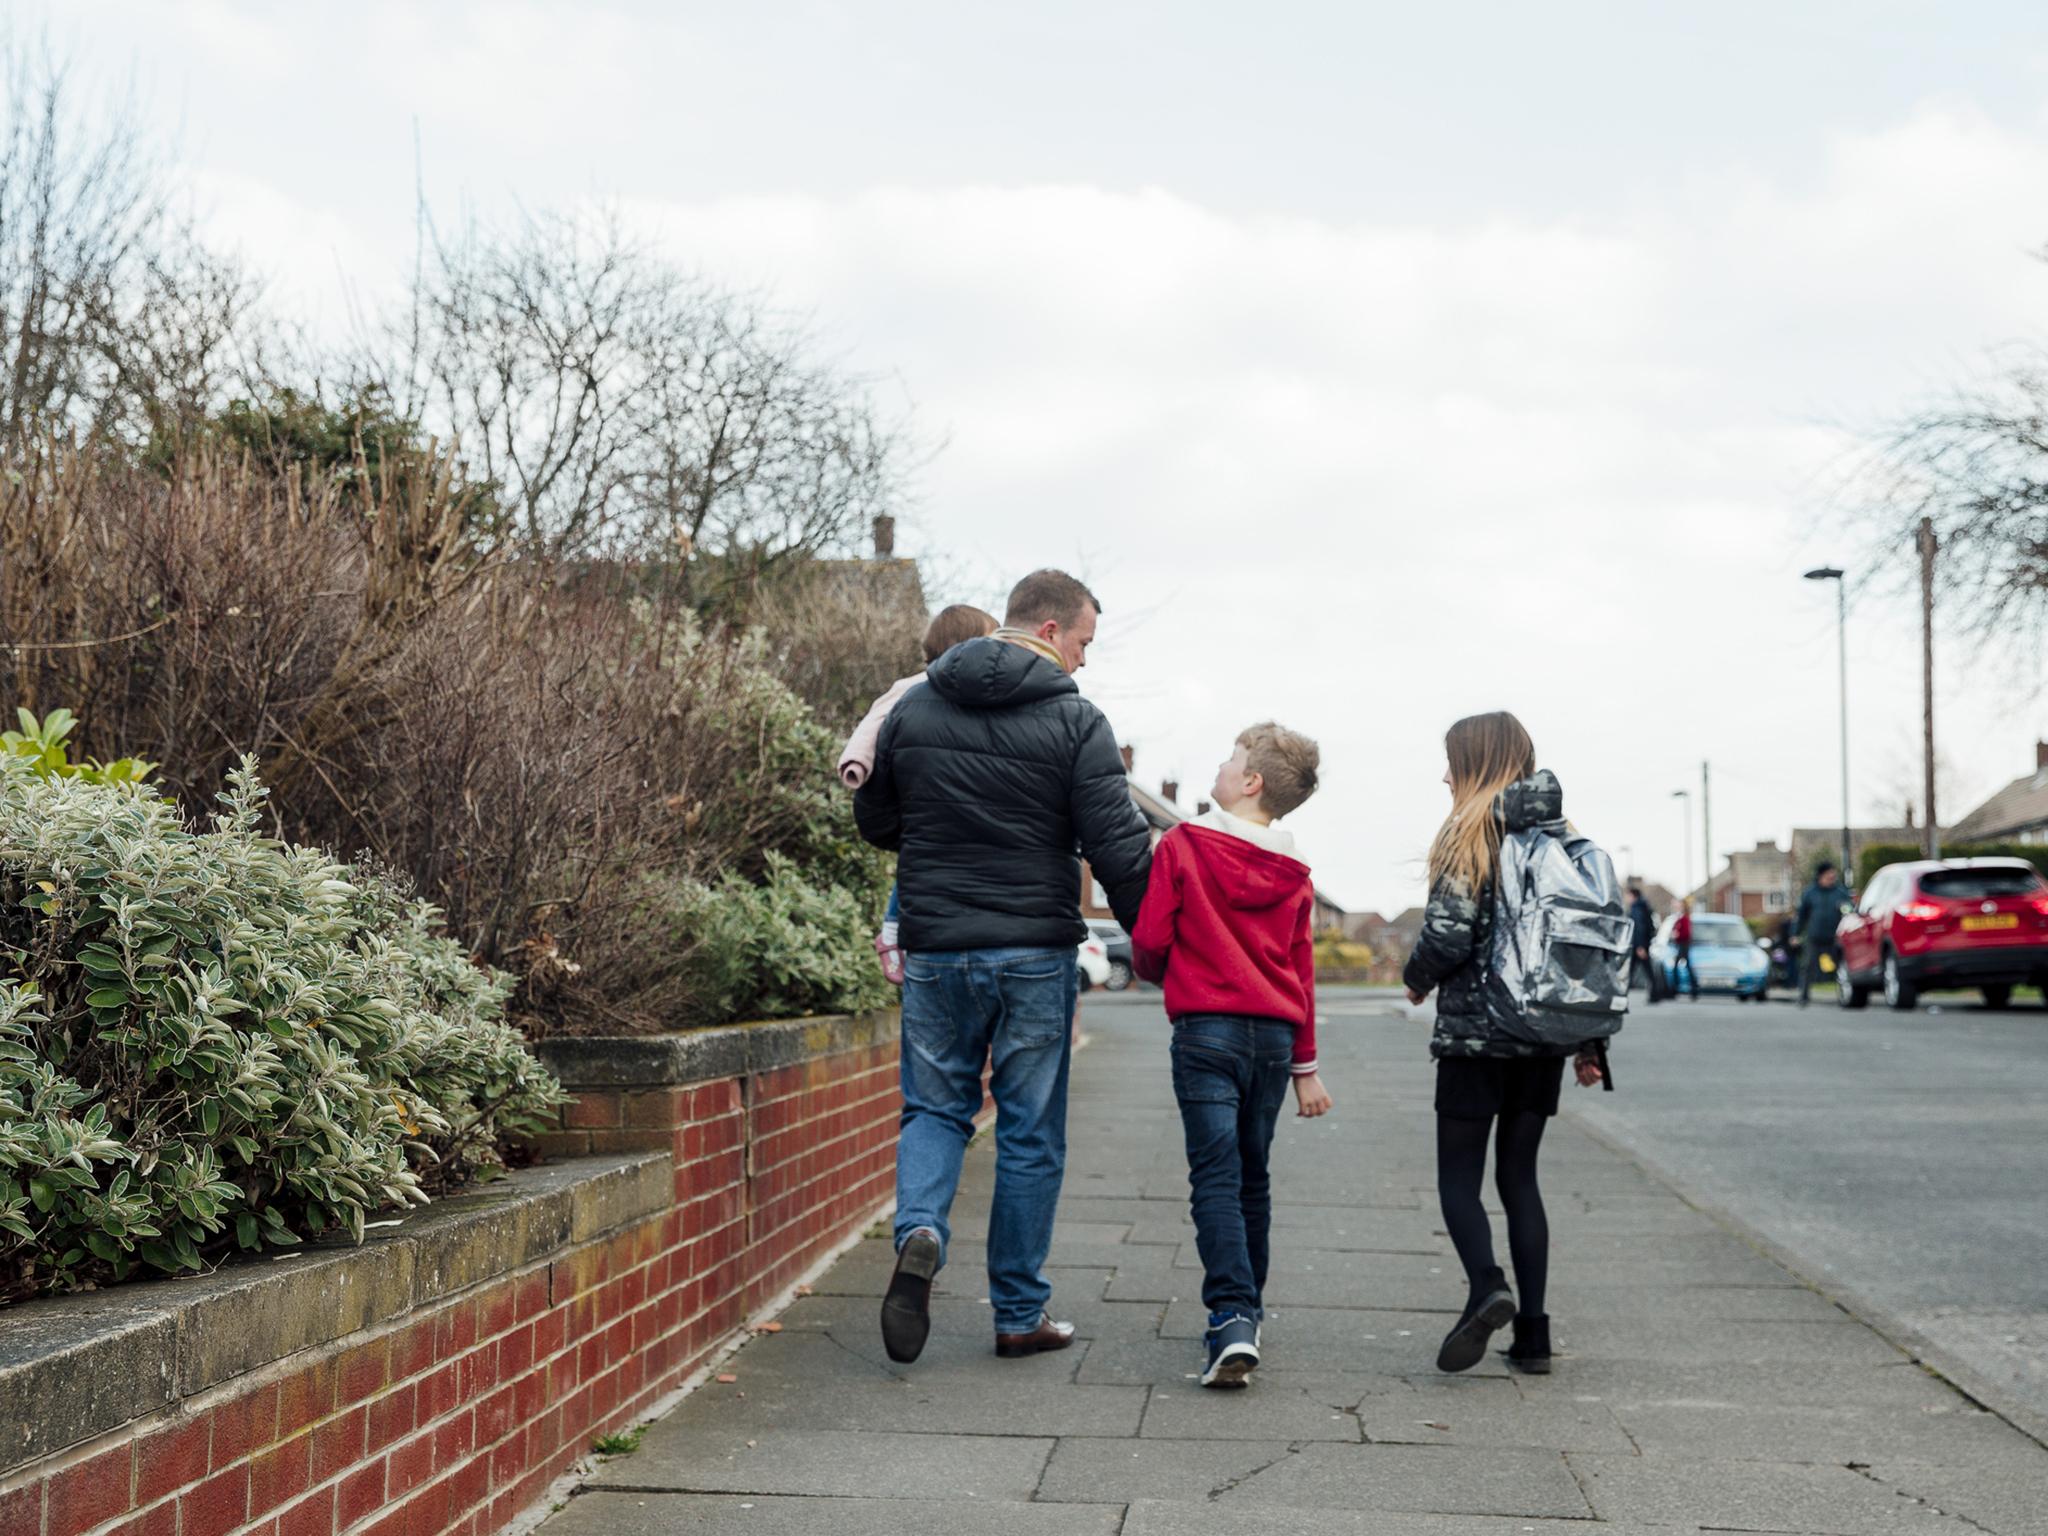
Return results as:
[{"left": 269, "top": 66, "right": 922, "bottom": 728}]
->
[{"left": 1649, "top": 912, "right": 1771, "bottom": 1001}]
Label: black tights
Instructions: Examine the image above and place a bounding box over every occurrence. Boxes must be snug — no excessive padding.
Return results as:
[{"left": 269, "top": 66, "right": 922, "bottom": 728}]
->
[{"left": 1437, "top": 1111, "right": 1551, "bottom": 1318}]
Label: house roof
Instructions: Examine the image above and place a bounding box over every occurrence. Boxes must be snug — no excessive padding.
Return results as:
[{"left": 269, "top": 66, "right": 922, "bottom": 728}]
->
[
  {"left": 1949, "top": 768, "right": 2048, "bottom": 843},
  {"left": 1728, "top": 843, "right": 1792, "bottom": 892}
]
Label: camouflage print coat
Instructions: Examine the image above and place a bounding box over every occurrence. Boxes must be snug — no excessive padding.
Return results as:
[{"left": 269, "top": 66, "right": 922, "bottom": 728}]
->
[{"left": 1402, "top": 772, "right": 1567, "bottom": 1060}]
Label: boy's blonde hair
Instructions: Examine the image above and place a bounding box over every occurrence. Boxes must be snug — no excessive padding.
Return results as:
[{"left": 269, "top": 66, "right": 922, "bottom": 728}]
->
[{"left": 1238, "top": 721, "right": 1320, "bottom": 818}]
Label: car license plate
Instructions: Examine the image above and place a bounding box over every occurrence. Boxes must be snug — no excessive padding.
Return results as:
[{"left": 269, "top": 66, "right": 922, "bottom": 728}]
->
[{"left": 1962, "top": 913, "right": 2019, "bottom": 931}]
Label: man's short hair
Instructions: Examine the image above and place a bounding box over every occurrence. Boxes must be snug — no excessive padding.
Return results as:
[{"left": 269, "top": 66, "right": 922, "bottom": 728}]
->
[
  {"left": 1238, "top": 721, "right": 1320, "bottom": 819},
  {"left": 1817, "top": 861, "right": 1837, "bottom": 877},
  {"left": 922, "top": 604, "right": 997, "bottom": 663},
  {"left": 1005, "top": 569, "right": 1101, "bottom": 630}
]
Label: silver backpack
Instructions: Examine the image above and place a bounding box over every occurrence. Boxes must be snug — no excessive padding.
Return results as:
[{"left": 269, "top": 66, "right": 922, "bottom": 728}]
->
[{"left": 1485, "top": 824, "right": 1631, "bottom": 1047}]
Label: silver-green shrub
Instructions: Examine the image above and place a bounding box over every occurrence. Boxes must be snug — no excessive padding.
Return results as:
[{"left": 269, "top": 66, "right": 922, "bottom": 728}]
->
[{"left": 0, "top": 757, "right": 566, "bottom": 1300}]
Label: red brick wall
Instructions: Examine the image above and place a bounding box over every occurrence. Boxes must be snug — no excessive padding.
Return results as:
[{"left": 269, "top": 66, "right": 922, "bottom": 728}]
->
[{"left": 6, "top": 1032, "right": 918, "bottom": 1536}]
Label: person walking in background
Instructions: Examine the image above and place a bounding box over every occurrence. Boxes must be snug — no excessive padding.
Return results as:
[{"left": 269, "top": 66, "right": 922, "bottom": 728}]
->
[
  {"left": 837, "top": 603, "right": 999, "bottom": 985},
  {"left": 1670, "top": 899, "right": 1697, "bottom": 999},
  {"left": 1626, "top": 884, "right": 1657, "bottom": 1004},
  {"left": 1403, "top": 712, "right": 1609, "bottom": 1377},
  {"left": 1796, "top": 862, "right": 1851, "bottom": 1008},
  {"left": 854, "top": 569, "right": 1152, "bottom": 1365}
]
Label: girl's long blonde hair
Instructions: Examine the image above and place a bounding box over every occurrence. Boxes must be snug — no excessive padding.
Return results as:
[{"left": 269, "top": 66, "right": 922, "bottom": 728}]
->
[{"left": 1426, "top": 711, "right": 1536, "bottom": 893}]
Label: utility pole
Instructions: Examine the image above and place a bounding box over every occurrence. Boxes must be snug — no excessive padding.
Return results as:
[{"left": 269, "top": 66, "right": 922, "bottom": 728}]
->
[
  {"left": 1673, "top": 788, "right": 1693, "bottom": 901},
  {"left": 1919, "top": 517, "right": 1939, "bottom": 859},
  {"left": 1701, "top": 761, "right": 1712, "bottom": 912}
]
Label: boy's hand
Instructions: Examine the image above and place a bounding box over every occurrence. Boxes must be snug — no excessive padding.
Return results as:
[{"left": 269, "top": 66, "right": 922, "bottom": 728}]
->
[
  {"left": 1573, "top": 1052, "right": 1603, "bottom": 1088},
  {"left": 1292, "top": 1073, "right": 1332, "bottom": 1118}
]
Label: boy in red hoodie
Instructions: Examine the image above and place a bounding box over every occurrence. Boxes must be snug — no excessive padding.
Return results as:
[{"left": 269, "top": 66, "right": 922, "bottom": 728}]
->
[{"left": 1132, "top": 722, "right": 1331, "bottom": 1388}]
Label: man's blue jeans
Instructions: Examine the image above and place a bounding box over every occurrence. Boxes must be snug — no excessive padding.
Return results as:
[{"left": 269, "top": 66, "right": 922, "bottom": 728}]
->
[
  {"left": 895, "top": 946, "right": 1078, "bottom": 1334},
  {"left": 1171, "top": 1015, "right": 1295, "bottom": 1320}
]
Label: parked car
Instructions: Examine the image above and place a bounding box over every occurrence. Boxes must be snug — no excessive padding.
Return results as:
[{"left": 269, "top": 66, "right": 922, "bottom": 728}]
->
[
  {"left": 1648, "top": 912, "right": 1770, "bottom": 1000},
  {"left": 1077, "top": 932, "right": 1112, "bottom": 990},
  {"left": 1087, "top": 919, "right": 1136, "bottom": 990},
  {"left": 1836, "top": 858, "right": 2048, "bottom": 1011}
]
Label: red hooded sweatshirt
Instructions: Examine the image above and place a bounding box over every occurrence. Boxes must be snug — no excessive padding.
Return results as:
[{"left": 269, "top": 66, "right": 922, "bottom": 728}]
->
[{"left": 1130, "top": 808, "right": 1318, "bottom": 1075}]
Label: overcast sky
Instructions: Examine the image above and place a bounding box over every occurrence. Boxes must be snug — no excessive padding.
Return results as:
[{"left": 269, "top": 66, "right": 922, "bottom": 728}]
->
[{"left": 28, "top": 1, "right": 2048, "bottom": 914}]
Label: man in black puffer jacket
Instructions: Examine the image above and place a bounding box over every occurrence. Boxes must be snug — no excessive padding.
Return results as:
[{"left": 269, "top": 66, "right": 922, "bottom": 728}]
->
[{"left": 856, "top": 569, "right": 1152, "bottom": 1366}]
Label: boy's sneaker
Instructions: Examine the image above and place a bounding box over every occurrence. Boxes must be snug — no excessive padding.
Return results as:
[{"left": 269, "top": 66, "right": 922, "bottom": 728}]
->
[
  {"left": 1201, "top": 1312, "right": 1260, "bottom": 1388},
  {"left": 873, "top": 933, "right": 906, "bottom": 986}
]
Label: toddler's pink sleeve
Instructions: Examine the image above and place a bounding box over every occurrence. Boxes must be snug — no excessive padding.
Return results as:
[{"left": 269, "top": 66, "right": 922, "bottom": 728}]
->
[{"left": 838, "top": 675, "right": 919, "bottom": 789}]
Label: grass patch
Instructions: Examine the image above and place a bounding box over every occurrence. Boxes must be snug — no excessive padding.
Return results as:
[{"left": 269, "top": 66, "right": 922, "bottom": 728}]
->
[{"left": 592, "top": 1426, "right": 648, "bottom": 1457}]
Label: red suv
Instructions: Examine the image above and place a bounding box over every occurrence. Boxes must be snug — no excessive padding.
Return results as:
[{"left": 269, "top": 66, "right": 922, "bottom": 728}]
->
[{"left": 1836, "top": 858, "right": 2048, "bottom": 1011}]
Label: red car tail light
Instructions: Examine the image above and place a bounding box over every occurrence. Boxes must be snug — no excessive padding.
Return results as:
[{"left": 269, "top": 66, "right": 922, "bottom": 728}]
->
[{"left": 1894, "top": 901, "right": 1943, "bottom": 921}]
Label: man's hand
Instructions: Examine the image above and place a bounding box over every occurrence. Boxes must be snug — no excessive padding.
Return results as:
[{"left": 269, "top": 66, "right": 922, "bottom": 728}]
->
[
  {"left": 1292, "top": 1073, "right": 1333, "bottom": 1118},
  {"left": 1405, "top": 985, "right": 1428, "bottom": 1005},
  {"left": 1574, "top": 1052, "right": 1603, "bottom": 1088}
]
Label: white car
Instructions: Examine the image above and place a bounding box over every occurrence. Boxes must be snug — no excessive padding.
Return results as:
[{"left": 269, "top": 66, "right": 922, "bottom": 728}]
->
[{"left": 1077, "top": 933, "right": 1111, "bottom": 990}]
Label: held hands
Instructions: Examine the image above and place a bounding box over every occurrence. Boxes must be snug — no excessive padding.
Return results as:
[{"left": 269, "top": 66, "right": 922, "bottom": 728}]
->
[
  {"left": 1573, "top": 1051, "right": 1603, "bottom": 1088},
  {"left": 1292, "top": 1072, "right": 1333, "bottom": 1118}
]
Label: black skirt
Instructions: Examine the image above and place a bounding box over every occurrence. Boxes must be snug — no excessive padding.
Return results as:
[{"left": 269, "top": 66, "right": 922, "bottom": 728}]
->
[{"left": 1435, "top": 1054, "right": 1565, "bottom": 1121}]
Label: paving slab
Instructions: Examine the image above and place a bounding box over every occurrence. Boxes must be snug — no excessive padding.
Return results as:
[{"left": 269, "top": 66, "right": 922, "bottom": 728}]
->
[
  {"left": 1034, "top": 1436, "right": 1296, "bottom": 1503},
  {"left": 1122, "top": 1499, "right": 1702, "bottom": 1535},
  {"left": 1223, "top": 1442, "right": 1593, "bottom": 1518},
  {"left": 1566, "top": 1451, "right": 1971, "bottom": 1532},
  {"left": 544, "top": 1492, "right": 1124, "bottom": 1535},
  {"left": 1140, "top": 1379, "right": 1366, "bottom": 1441},
  {"left": 1608, "top": 1399, "right": 2036, "bottom": 1468},
  {"left": 665, "top": 1370, "right": 1147, "bottom": 1437},
  {"left": 1862, "top": 1458, "right": 2048, "bottom": 1533},
  {"left": 1355, "top": 1381, "right": 1636, "bottom": 1453},
  {"left": 589, "top": 1427, "right": 1053, "bottom": 1501}
]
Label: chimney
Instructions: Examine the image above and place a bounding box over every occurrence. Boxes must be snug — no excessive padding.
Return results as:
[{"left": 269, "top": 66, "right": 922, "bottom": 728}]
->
[
  {"left": 1162, "top": 779, "right": 1180, "bottom": 806},
  {"left": 872, "top": 515, "right": 896, "bottom": 559},
  {"left": 1905, "top": 804, "right": 1916, "bottom": 830},
  {"left": 1195, "top": 799, "right": 1212, "bottom": 815},
  {"left": 1118, "top": 744, "right": 1134, "bottom": 775},
  {"left": 2037, "top": 739, "right": 2048, "bottom": 773}
]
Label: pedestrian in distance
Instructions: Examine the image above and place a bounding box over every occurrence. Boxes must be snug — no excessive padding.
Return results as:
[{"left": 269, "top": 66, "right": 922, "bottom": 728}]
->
[
  {"left": 1795, "top": 862, "right": 1853, "bottom": 1008},
  {"left": 1670, "top": 899, "right": 1697, "bottom": 999},
  {"left": 1403, "top": 711, "right": 1618, "bottom": 1376},
  {"left": 1130, "top": 723, "right": 1332, "bottom": 1389},
  {"left": 837, "top": 603, "right": 1000, "bottom": 985},
  {"left": 1626, "top": 884, "right": 1657, "bottom": 1004},
  {"left": 854, "top": 570, "right": 1153, "bottom": 1365}
]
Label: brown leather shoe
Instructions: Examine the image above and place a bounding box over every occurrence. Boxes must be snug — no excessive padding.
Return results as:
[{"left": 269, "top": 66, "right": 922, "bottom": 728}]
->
[{"left": 995, "top": 1314, "right": 1076, "bottom": 1358}]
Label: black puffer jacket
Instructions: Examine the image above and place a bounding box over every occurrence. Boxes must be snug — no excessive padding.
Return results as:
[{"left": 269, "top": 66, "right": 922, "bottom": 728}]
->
[
  {"left": 1403, "top": 770, "right": 1567, "bottom": 1059},
  {"left": 853, "top": 637, "right": 1153, "bottom": 952}
]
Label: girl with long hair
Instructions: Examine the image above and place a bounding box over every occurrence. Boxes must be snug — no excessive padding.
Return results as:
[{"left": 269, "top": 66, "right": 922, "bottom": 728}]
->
[{"left": 1402, "top": 711, "right": 1604, "bottom": 1374}]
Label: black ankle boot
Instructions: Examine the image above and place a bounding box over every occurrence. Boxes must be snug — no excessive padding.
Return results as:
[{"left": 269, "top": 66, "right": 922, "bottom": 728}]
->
[
  {"left": 1436, "top": 1267, "right": 1514, "bottom": 1373},
  {"left": 1506, "top": 1313, "right": 1552, "bottom": 1374}
]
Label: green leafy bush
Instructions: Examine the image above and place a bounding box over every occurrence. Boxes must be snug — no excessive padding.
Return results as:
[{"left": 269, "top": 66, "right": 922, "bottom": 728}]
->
[
  {"left": 645, "top": 853, "right": 893, "bottom": 1028},
  {"left": 2, "top": 709, "right": 154, "bottom": 787},
  {"left": 0, "top": 756, "right": 566, "bottom": 1302}
]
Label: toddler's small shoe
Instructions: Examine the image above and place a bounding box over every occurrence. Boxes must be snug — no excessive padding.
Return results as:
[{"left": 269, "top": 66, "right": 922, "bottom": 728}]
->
[{"left": 873, "top": 932, "right": 906, "bottom": 986}]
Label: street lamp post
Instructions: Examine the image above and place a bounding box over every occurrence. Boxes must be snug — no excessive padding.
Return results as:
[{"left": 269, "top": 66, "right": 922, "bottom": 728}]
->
[
  {"left": 1805, "top": 566, "right": 1851, "bottom": 889},
  {"left": 1672, "top": 789, "right": 1692, "bottom": 900}
]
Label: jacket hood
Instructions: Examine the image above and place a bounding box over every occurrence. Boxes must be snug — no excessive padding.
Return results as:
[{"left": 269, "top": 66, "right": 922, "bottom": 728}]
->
[
  {"left": 1181, "top": 811, "right": 1310, "bottom": 912},
  {"left": 1498, "top": 769, "right": 1563, "bottom": 832},
  {"left": 925, "top": 636, "right": 1077, "bottom": 710}
]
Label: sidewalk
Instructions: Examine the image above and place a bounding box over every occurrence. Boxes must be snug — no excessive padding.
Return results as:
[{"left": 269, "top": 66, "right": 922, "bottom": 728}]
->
[{"left": 536, "top": 990, "right": 2048, "bottom": 1534}]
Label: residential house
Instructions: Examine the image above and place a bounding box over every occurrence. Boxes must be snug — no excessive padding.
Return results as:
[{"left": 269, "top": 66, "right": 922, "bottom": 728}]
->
[
  {"left": 1948, "top": 742, "right": 2048, "bottom": 846},
  {"left": 1694, "top": 840, "right": 1794, "bottom": 920}
]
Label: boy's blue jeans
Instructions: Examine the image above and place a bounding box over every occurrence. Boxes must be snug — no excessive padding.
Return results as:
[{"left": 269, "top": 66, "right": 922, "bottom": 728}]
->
[
  {"left": 894, "top": 946, "right": 1078, "bottom": 1334},
  {"left": 1171, "top": 1015, "right": 1295, "bottom": 1320}
]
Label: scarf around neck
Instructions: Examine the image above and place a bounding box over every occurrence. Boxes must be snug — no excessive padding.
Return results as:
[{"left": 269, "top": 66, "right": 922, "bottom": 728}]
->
[{"left": 993, "top": 627, "right": 1068, "bottom": 671}]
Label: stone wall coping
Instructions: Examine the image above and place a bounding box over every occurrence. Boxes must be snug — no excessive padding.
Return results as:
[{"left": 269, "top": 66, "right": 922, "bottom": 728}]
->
[
  {"left": 533, "top": 1008, "right": 897, "bottom": 1089},
  {"left": 0, "top": 1150, "right": 668, "bottom": 1474}
]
